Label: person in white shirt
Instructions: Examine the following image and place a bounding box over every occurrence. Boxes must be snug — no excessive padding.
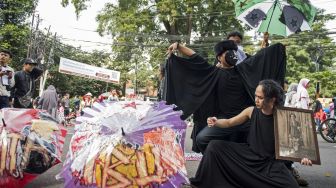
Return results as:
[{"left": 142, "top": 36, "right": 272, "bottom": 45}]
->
[{"left": 0, "top": 49, "right": 15, "bottom": 108}]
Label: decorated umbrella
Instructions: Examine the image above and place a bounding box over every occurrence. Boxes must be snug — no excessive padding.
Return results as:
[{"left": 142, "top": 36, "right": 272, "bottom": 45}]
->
[
  {"left": 0, "top": 108, "right": 67, "bottom": 188},
  {"left": 233, "top": 0, "right": 317, "bottom": 37},
  {"left": 59, "top": 100, "right": 188, "bottom": 188}
]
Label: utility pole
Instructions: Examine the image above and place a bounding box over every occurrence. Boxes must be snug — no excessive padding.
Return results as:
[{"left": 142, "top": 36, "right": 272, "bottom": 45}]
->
[
  {"left": 39, "top": 33, "right": 56, "bottom": 96},
  {"left": 310, "top": 46, "right": 324, "bottom": 99}
]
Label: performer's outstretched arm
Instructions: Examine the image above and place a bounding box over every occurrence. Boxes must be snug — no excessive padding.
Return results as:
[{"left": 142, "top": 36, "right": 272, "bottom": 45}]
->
[{"left": 167, "top": 42, "right": 195, "bottom": 57}]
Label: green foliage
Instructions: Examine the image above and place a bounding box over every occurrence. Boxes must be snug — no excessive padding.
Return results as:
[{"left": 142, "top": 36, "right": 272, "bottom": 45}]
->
[
  {"left": 0, "top": 0, "right": 38, "bottom": 69},
  {"left": 56, "top": 1, "right": 336, "bottom": 98}
]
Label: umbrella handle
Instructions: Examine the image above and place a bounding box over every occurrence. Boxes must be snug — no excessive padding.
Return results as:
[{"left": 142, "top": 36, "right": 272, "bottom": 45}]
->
[
  {"left": 121, "top": 127, "right": 125, "bottom": 136},
  {"left": 2, "top": 118, "right": 6, "bottom": 127},
  {"left": 261, "top": 32, "right": 270, "bottom": 49}
]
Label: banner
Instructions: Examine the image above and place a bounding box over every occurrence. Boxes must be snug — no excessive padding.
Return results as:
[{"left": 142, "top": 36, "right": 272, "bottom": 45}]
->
[{"left": 59, "top": 57, "right": 120, "bottom": 84}]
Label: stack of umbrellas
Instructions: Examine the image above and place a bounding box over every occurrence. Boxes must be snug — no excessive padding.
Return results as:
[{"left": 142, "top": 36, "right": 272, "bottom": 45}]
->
[
  {"left": 60, "top": 100, "right": 188, "bottom": 188},
  {"left": 0, "top": 108, "right": 67, "bottom": 188}
]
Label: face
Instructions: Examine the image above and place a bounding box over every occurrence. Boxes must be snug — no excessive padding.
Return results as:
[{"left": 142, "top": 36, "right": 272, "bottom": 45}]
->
[
  {"left": 217, "top": 51, "right": 232, "bottom": 68},
  {"left": 0, "top": 52, "right": 11, "bottom": 65},
  {"left": 254, "top": 85, "right": 275, "bottom": 109},
  {"left": 305, "top": 82, "right": 310, "bottom": 88},
  {"left": 24, "top": 63, "right": 36, "bottom": 72},
  {"left": 228, "top": 36, "right": 242, "bottom": 45},
  {"left": 254, "top": 85, "right": 265, "bottom": 109},
  {"left": 290, "top": 114, "right": 296, "bottom": 121}
]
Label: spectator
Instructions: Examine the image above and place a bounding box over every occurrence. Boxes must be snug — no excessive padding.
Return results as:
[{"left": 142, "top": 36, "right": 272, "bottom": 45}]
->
[
  {"left": 39, "top": 85, "right": 58, "bottom": 119},
  {"left": 284, "top": 83, "right": 298, "bottom": 107},
  {"left": 62, "top": 93, "right": 70, "bottom": 117},
  {"left": 314, "top": 100, "right": 326, "bottom": 132},
  {"left": 329, "top": 97, "right": 335, "bottom": 118},
  {"left": 227, "top": 31, "right": 249, "bottom": 64},
  {"left": 12, "top": 58, "right": 43, "bottom": 108},
  {"left": 293, "top": 78, "right": 310, "bottom": 109},
  {"left": 73, "top": 95, "right": 80, "bottom": 113},
  {"left": 0, "top": 49, "right": 15, "bottom": 109},
  {"left": 108, "top": 89, "right": 119, "bottom": 101}
]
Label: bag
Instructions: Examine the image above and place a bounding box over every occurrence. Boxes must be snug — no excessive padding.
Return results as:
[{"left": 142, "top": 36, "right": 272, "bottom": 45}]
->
[
  {"left": 18, "top": 77, "right": 33, "bottom": 108},
  {"left": 18, "top": 92, "right": 32, "bottom": 108}
]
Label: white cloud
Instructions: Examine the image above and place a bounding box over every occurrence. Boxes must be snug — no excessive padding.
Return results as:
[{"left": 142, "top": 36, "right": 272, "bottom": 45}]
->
[{"left": 36, "top": 0, "right": 112, "bottom": 52}]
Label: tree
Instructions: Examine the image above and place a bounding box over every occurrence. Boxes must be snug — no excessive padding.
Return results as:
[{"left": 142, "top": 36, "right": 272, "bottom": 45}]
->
[
  {"left": 61, "top": 0, "right": 336, "bottom": 98},
  {"left": 269, "top": 9, "right": 336, "bottom": 97},
  {"left": 0, "top": 0, "right": 38, "bottom": 69},
  {"left": 61, "top": 0, "right": 246, "bottom": 93}
]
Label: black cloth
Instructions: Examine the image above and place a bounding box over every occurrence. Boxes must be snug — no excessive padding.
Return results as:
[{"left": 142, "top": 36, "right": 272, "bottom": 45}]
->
[
  {"left": 165, "top": 43, "right": 286, "bottom": 152},
  {"left": 189, "top": 107, "right": 299, "bottom": 188}
]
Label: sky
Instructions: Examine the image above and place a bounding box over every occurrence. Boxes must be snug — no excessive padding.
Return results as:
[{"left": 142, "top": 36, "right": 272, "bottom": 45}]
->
[{"left": 36, "top": 0, "right": 336, "bottom": 52}]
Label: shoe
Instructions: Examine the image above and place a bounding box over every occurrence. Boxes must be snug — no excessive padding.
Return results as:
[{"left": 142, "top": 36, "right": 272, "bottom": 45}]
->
[{"left": 291, "top": 168, "right": 309, "bottom": 186}]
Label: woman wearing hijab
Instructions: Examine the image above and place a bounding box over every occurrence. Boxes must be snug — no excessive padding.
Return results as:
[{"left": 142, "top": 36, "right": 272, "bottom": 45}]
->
[
  {"left": 294, "top": 78, "right": 310, "bottom": 109},
  {"left": 285, "top": 83, "right": 298, "bottom": 107},
  {"left": 38, "top": 85, "right": 58, "bottom": 119}
]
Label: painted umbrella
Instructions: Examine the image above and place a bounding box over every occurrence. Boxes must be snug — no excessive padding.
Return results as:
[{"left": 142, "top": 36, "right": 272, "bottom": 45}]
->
[
  {"left": 233, "top": 0, "right": 317, "bottom": 36},
  {"left": 60, "top": 100, "right": 188, "bottom": 188},
  {"left": 0, "top": 108, "right": 67, "bottom": 188}
]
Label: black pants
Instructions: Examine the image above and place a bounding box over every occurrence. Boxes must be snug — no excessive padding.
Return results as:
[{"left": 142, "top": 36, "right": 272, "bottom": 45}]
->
[
  {"left": 13, "top": 97, "right": 32, "bottom": 108},
  {"left": 0, "top": 96, "right": 9, "bottom": 109},
  {"left": 196, "top": 120, "right": 251, "bottom": 153}
]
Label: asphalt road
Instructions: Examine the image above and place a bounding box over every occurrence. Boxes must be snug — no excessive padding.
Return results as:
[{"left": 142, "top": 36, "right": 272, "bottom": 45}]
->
[{"left": 25, "top": 125, "right": 336, "bottom": 188}]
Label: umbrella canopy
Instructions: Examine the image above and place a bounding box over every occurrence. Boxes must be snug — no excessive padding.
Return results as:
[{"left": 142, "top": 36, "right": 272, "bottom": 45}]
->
[
  {"left": 0, "top": 108, "right": 67, "bottom": 188},
  {"left": 60, "top": 100, "right": 188, "bottom": 188},
  {"left": 233, "top": 0, "right": 317, "bottom": 36}
]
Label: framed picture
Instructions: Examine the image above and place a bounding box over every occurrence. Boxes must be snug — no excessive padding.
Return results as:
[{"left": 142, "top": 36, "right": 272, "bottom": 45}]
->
[{"left": 274, "top": 106, "right": 321, "bottom": 164}]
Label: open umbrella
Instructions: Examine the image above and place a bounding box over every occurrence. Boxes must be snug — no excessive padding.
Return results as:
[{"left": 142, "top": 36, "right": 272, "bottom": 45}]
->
[
  {"left": 60, "top": 100, "right": 188, "bottom": 188},
  {"left": 233, "top": 0, "right": 317, "bottom": 36},
  {"left": 0, "top": 108, "right": 67, "bottom": 188}
]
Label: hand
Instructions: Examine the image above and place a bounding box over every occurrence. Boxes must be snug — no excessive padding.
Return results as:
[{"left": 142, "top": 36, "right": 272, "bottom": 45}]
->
[
  {"left": 7, "top": 71, "right": 12, "bottom": 79},
  {"left": 166, "top": 42, "right": 179, "bottom": 56},
  {"left": 300, "top": 158, "right": 312, "bottom": 166},
  {"left": 207, "top": 117, "right": 217, "bottom": 127},
  {"left": 216, "top": 62, "right": 223, "bottom": 68}
]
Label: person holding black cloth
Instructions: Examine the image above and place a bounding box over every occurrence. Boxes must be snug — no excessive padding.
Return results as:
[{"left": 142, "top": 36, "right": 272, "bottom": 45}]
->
[{"left": 12, "top": 58, "right": 43, "bottom": 108}]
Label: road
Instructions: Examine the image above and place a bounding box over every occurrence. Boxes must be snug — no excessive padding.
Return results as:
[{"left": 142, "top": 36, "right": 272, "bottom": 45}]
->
[{"left": 26, "top": 125, "right": 336, "bottom": 188}]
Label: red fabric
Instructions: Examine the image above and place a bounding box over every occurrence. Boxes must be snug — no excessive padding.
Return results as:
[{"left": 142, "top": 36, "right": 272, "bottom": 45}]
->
[{"left": 314, "top": 109, "right": 326, "bottom": 121}]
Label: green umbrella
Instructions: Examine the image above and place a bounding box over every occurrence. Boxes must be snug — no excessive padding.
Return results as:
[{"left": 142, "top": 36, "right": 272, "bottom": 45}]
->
[{"left": 233, "top": 0, "right": 317, "bottom": 36}]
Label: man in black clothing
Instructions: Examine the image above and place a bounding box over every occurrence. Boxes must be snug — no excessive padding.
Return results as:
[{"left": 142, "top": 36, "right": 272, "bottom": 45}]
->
[{"left": 12, "top": 58, "right": 43, "bottom": 108}]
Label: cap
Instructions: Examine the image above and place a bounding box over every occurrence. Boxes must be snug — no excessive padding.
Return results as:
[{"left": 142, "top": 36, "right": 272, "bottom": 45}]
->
[{"left": 22, "top": 58, "right": 37, "bottom": 65}]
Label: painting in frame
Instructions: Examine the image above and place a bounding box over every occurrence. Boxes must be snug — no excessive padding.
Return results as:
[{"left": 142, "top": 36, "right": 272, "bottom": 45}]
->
[{"left": 274, "top": 106, "right": 321, "bottom": 165}]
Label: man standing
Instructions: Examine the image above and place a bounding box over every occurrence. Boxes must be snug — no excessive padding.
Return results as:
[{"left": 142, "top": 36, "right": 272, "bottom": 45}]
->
[
  {"left": 12, "top": 58, "right": 43, "bottom": 108},
  {"left": 0, "top": 49, "right": 15, "bottom": 109},
  {"left": 227, "top": 31, "right": 248, "bottom": 64},
  {"left": 62, "top": 93, "right": 70, "bottom": 118}
]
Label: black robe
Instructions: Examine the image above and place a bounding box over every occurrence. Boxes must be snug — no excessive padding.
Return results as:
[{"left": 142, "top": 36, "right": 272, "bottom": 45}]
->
[
  {"left": 165, "top": 43, "right": 286, "bottom": 152},
  {"left": 189, "top": 107, "right": 299, "bottom": 188}
]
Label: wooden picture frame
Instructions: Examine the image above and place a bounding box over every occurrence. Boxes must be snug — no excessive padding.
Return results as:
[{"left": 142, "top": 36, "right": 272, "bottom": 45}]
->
[{"left": 274, "top": 106, "right": 321, "bottom": 164}]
